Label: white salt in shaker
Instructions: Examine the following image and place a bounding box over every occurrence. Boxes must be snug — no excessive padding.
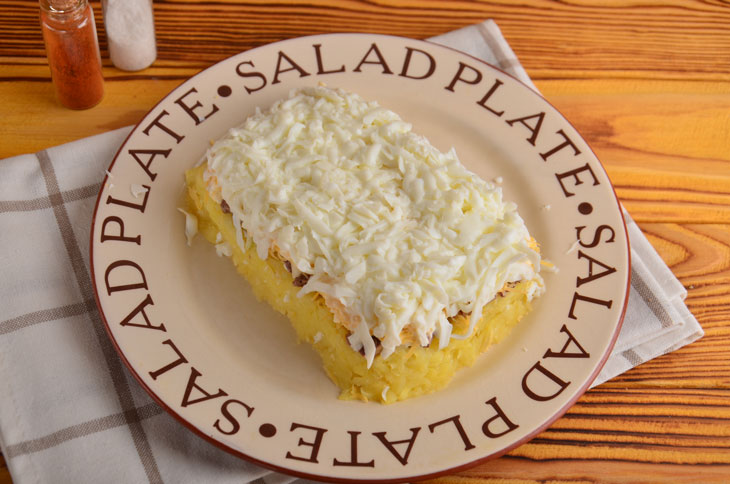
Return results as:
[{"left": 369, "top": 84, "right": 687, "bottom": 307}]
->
[{"left": 102, "top": 0, "right": 157, "bottom": 71}]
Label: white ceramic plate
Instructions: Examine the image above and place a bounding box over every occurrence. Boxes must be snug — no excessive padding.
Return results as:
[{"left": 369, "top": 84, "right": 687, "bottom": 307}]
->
[{"left": 91, "top": 34, "right": 630, "bottom": 482}]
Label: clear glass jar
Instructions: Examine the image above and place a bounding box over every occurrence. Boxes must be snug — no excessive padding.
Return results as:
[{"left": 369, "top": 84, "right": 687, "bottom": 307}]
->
[
  {"left": 102, "top": 0, "right": 157, "bottom": 71},
  {"left": 40, "top": 0, "right": 104, "bottom": 109}
]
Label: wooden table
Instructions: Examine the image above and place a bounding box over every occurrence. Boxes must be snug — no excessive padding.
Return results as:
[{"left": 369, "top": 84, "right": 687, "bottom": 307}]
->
[{"left": 2, "top": 0, "right": 729, "bottom": 482}]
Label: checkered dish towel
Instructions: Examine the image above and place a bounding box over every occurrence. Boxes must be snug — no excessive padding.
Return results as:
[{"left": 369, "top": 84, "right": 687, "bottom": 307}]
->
[{"left": 0, "top": 20, "right": 703, "bottom": 484}]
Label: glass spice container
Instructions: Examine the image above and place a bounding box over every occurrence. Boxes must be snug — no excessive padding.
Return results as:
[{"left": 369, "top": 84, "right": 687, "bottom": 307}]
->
[
  {"left": 40, "top": 0, "right": 104, "bottom": 110},
  {"left": 102, "top": 0, "right": 157, "bottom": 71}
]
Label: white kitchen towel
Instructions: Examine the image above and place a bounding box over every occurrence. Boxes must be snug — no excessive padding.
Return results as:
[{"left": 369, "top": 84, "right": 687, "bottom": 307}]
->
[{"left": 0, "top": 19, "right": 703, "bottom": 484}]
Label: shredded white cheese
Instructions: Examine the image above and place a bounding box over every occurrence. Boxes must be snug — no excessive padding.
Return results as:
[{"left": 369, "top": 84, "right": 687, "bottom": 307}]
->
[
  {"left": 130, "top": 183, "right": 148, "bottom": 199},
  {"left": 205, "top": 86, "right": 543, "bottom": 367},
  {"left": 215, "top": 241, "right": 232, "bottom": 257},
  {"left": 177, "top": 208, "right": 198, "bottom": 246},
  {"left": 566, "top": 238, "right": 581, "bottom": 255}
]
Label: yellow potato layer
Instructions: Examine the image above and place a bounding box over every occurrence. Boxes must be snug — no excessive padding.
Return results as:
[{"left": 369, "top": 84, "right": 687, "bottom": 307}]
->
[{"left": 185, "top": 163, "right": 534, "bottom": 404}]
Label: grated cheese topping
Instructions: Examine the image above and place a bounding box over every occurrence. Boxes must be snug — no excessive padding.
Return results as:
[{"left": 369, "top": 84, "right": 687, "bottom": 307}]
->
[
  {"left": 204, "top": 86, "right": 543, "bottom": 367},
  {"left": 177, "top": 208, "right": 198, "bottom": 247}
]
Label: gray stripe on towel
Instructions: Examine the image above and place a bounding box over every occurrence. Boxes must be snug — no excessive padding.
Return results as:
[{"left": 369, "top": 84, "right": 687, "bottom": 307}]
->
[
  {"left": 35, "top": 150, "right": 164, "bottom": 484},
  {"left": 0, "top": 183, "right": 99, "bottom": 213},
  {"left": 0, "top": 299, "right": 95, "bottom": 335},
  {"left": 631, "top": 266, "right": 673, "bottom": 328},
  {"left": 5, "top": 403, "right": 163, "bottom": 458},
  {"left": 622, "top": 349, "right": 642, "bottom": 366}
]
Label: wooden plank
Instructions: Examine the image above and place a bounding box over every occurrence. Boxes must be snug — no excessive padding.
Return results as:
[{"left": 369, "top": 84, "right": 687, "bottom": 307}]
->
[
  {"left": 1, "top": 0, "right": 729, "bottom": 77},
  {"left": 0, "top": 454, "right": 9, "bottom": 484},
  {"left": 429, "top": 459, "right": 730, "bottom": 483},
  {"left": 539, "top": 80, "right": 730, "bottom": 224}
]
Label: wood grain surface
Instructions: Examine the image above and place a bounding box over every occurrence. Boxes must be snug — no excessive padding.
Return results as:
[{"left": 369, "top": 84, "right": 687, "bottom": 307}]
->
[{"left": 1, "top": 0, "right": 729, "bottom": 483}]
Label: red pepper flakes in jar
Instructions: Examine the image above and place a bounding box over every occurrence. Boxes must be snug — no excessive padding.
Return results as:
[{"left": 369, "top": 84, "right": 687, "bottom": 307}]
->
[{"left": 40, "top": 0, "right": 104, "bottom": 110}]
